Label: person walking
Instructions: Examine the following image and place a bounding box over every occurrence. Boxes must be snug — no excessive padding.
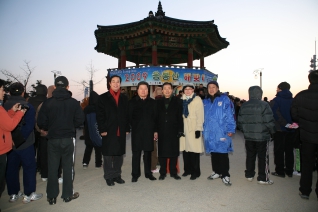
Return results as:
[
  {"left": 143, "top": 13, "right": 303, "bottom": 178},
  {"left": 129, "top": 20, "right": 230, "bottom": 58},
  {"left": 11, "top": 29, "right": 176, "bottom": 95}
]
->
[
  {"left": 37, "top": 76, "right": 84, "bottom": 205},
  {"left": 156, "top": 82, "right": 183, "bottom": 180},
  {"left": 238, "top": 86, "right": 276, "bottom": 185},
  {"left": 96, "top": 75, "right": 130, "bottom": 186},
  {"left": 179, "top": 83, "right": 204, "bottom": 180},
  {"left": 291, "top": 70, "right": 318, "bottom": 200},
  {"left": 203, "top": 81, "right": 236, "bottom": 186},
  {"left": 129, "top": 81, "right": 157, "bottom": 182},
  {"left": 270, "top": 82, "right": 295, "bottom": 178}
]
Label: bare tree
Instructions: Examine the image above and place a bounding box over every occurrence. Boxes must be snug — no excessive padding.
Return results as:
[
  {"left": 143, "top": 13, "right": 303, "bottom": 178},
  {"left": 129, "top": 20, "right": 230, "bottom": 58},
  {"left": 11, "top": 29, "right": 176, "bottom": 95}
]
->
[{"left": 0, "top": 60, "right": 35, "bottom": 92}]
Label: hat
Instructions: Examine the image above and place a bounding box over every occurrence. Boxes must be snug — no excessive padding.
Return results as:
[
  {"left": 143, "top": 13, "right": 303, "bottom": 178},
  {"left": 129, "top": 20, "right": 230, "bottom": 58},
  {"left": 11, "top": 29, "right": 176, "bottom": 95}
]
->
[
  {"left": 207, "top": 81, "right": 219, "bottom": 88},
  {"left": 9, "top": 82, "right": 24, "bottom": 95},
  {"left": 182, "top": 83, "right": 194, "bottom": 92},
  {"left": 54, "top": 76, "right": 69, "bottom": 87},
  {"left": 278, "top": 82, "right": 290, "bottom": 90}
]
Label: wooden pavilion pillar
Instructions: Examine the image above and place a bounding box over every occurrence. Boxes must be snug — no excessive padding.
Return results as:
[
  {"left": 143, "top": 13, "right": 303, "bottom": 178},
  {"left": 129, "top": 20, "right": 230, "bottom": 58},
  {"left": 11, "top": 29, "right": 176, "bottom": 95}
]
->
[
  {"left": 200, "top": 56, "right": 204, "bottom": 69},
  {"left": 118, "top": 57, "right": 121, "bottom": 69},
  {"left": 152, "top": 42, "right": 158, "bottom": 66},
  {"left": 187, "top": 47, "right": 193, "bottom": 68},
  {"left": 120, "top": 48, "right": 126, "bottom": 69}
]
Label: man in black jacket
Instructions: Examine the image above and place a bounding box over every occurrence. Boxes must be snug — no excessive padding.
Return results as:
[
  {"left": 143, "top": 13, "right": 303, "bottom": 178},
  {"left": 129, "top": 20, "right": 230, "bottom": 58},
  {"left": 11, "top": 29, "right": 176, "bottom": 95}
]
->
[
  {"left": 238, "top": 86, "right": 276, "bottom": 185},
  {"left": 291, "top": 70, "right": 318, "bottom": 200},
  {"left": 129, "top": 81, "right": 157, "bottom": 182},
  {"left": 96, "top": 75, "right": 130, "bottom": 186},
  {"left": 37, "top": 76, "right": 84, "bottom": 205}
]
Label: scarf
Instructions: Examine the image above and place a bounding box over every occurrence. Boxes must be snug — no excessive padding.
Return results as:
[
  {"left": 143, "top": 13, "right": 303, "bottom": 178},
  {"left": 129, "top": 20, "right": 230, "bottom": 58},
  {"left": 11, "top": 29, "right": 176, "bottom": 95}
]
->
[
  {"left": 109, "top": 89, "right": 120, "bottom": 136},
  {"left": 164, "top": 97, "right": 171, "bottom": 109},
  {"left": 182, "top": 94, "right": 196, "bottom": 118},
  {"left": 109, "top": 89, "right": 120, "bottom": 106}
]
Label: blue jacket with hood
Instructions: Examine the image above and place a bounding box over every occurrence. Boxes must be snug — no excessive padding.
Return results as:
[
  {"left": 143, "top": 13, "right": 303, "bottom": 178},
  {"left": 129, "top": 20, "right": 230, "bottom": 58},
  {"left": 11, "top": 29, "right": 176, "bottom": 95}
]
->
[{"left": 203, "top": 92, "right": 236, "bottom": 153}]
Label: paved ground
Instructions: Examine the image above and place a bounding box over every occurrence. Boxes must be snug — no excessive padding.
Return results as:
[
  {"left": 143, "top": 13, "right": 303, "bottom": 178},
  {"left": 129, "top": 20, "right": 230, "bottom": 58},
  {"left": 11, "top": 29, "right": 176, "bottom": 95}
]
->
[{"left": 0, "top": 130, "right": 317, "bottom": 212}]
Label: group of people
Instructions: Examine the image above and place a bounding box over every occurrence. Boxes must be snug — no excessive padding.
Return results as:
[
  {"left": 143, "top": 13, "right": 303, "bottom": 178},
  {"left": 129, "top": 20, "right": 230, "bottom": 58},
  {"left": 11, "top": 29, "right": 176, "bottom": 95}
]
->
[{"left": 0, "top": 70, "right": 317, "bottom": 209}]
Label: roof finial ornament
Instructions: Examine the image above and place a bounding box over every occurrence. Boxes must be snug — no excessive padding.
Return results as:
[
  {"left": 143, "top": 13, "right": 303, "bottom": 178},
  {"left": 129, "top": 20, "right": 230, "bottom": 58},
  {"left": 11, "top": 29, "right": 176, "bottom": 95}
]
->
[{"left": 155, "top": 1, "right": 165, "bottom": 17}]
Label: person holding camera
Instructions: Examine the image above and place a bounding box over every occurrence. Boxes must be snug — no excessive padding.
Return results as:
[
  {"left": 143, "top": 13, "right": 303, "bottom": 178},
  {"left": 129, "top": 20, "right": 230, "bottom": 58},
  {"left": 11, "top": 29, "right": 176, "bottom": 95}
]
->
[
  {"left": 3, "top": 82, "right": 43, "bottom": 204},
  {"left": 0, "top": 79, "right": 26, "bottom": 201}
]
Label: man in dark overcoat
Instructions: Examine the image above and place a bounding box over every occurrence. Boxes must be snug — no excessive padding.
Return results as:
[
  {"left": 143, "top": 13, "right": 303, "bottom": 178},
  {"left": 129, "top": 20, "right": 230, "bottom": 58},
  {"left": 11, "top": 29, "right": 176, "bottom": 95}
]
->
[
  {"left": 156, "top": 82, "right": 183, "bottom": 180},
  {"left": 129, "top": 81, "right": 157, "bottom": 182},
  {"left": 96, "top": 75, "right": 130, "bottom": 186}
]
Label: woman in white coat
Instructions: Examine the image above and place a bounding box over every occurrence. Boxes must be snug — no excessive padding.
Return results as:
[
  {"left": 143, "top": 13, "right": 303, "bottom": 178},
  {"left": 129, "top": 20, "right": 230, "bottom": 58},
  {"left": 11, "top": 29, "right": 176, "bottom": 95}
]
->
[{"left": 179, "top": 84, "right": 204, "bottom": 180}]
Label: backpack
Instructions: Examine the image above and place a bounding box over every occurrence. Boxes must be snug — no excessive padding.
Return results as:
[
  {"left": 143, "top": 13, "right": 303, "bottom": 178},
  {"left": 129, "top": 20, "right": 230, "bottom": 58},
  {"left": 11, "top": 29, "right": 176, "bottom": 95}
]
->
[
  {"left": 86, "top": 112, "right": 102, "bottom": 147},
  {"left": 11, "top": 117, "right": 26, "bottom": 148}
]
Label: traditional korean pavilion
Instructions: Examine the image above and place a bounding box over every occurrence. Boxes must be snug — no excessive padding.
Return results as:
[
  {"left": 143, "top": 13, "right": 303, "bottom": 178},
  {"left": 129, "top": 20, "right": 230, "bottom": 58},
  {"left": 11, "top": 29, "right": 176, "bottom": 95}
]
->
[{"left": 94, "top": 1, "right": 229, "bottom": 94}]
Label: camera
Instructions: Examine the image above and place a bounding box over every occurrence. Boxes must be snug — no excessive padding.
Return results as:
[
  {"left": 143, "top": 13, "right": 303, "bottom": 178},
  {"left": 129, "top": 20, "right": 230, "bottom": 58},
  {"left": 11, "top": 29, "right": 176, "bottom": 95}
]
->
[{"left": 18, "top": 104, "right": 29, "bottom": 110}]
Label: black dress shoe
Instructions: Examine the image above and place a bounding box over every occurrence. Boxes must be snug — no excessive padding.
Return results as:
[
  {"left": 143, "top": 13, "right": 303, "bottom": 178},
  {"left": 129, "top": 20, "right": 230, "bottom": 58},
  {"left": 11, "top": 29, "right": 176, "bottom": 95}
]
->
[
  {"left": 106, "top": 179, "right": 115, "bottom": 186},
  {"left": 171, "top": 174, "right": 181, "bottom": 180},
  {"left": 146, "top": 175, "right": 157, "bottom": 181},
  {"left": 159, "top": 174, "right": 166, "bottom": 180},
  {"left": 182, "top": 173, "right": 190, "bottom": 177},
  {"left": 190, "top": 175, "right": 197, "bottom": 180},
  {"left": 132, "top": 177, "right": 138, "bottom": 182},
  {"left": 47, "top": 197, "right": 57, "bottom": 205},
  {"left": 63, "top": 192, "right": 79, "bottom": 203},
  {"left": 113, "top": 177, "right": 125, "bottom": 184},
  {"left": 271, "top": 172, "right": 285, "bottom": 178}
]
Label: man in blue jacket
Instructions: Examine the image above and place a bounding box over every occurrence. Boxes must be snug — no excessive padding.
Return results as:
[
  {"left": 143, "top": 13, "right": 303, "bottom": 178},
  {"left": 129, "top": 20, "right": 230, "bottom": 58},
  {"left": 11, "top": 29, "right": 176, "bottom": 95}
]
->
[
  {"left": 203, "top": 81, "right": 236, "bottom": 186},
  {"left": 270, "top": 82, "right": 295, "bottom": 178},
  {"left": 4, "top": 82, "right": 43, "bottom": 204}
]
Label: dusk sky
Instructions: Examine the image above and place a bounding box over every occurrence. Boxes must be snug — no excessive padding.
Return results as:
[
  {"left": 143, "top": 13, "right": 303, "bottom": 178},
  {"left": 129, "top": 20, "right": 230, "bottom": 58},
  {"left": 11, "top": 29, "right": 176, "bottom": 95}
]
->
[{"left": 1, "top": 0, "right": 317, "bottom": 101}]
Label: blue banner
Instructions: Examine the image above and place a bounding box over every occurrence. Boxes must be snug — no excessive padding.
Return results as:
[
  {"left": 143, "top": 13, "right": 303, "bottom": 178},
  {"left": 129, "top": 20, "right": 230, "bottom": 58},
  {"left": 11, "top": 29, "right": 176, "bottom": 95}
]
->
[{"left": 109, "top": 66, "right": 218, "bottom": 87}]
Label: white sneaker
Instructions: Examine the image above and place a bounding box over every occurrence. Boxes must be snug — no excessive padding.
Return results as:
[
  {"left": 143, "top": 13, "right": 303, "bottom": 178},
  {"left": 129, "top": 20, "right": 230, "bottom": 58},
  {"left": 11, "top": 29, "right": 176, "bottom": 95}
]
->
[
  {"left": 293, "top": 171, "right": 301, "bottom": 176},
  {"left": 222, "top": 176, "right": 232, "bottom": 186},
  {"left": 9, "top": 191, "right": 23, "bottom": 202},
  {"left": 22, "top": 192, "right": 43, "bottom": 204},
  {"left": 246, "top": 177, "right": 254, "bottom": 182},
  {"left": 42, "top": 178, "right": 47, "bottom": 182},
  {"left": 258, "top": 180, "right": 274, "bottom": 185},
  {"left": 207, "top": 172, "right": 220, "bottom": 180},
  {"left": 151, "top": 167, "right": 159, "bottom": 173},
  {"left": 58, "top": 178, "right": 63, "bottom": 184},
  {"left": 83, "top": 163, "right": 88, "bottom": 169}
]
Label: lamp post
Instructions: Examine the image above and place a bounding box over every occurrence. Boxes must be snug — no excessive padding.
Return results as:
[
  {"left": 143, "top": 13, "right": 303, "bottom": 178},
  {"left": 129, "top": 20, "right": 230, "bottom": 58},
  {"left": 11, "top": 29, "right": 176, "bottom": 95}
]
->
[
  {"left": 253, "top": 68, "right": 263, "bottom": 89},
  {"left": 51, "top": 70, "right": 62, "bottom": 82}
]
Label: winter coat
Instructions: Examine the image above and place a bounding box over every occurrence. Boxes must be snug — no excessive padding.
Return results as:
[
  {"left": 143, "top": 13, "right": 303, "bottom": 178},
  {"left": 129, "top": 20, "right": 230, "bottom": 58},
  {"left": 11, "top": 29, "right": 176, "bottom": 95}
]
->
[
  {"left": 237, "top": 86, "right": 276, "bottom": 142},
  {"left": 96, "top": 91, "right": 129, "bottom": 156},
  {"left": 128, "top": 96, "right": 157, "bottom": 152},
  {"left": 4, "top": 96, "right": 35, "bottom": 150},
  {"left": 37, "top": 87, "right": 84, "bottom": 139},
  {"left": 156, "top": 96, "right": 183, "bottom": 157},
  {"left": 84, "top": 91, "right": 99, "bottom": 146},
  {"left": 0, "top": 105, "right": 24, "bottom": 154},
  {"left": 203, "top": 94, "right": 236, "bottom": 153},
  {"left": 270, "top": 89, "right": 294, "bottom": 132},
  {"left": 179, "top": 94, "right": 204, "bottom": 153},
  {"left": 291, "top": 83, "right": 318, "bottom": 144}
]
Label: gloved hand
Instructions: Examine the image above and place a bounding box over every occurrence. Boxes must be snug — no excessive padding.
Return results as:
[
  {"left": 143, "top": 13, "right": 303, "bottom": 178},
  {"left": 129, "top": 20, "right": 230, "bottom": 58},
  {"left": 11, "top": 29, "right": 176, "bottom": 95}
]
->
[
  {"left": 177, "top": 132, "right": 185, "bottom": 138},
  {"left": 195, "top": 131, "right": 200, "bottom": 139}
]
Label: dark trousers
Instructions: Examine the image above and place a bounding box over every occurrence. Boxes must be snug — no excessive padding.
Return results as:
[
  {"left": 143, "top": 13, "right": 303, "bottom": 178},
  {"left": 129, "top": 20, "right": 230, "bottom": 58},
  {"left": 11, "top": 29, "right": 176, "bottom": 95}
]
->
[
  {"left": 299, "top": 141, "right": 318, "bottom": 196},
  {"left": 40, "top": 136, "right": 62, "bottom": 178},
  {"left": 132, "top": 151, "right": 152, "bottom": 178},
  {"left": 159, "top": 157, "right": 177, "bottom": 176},
  {"left": 151, "top": 140, "right": 158, "bottom": 170},
  {"left": 273, "top": 131, "right": 295, "bottom": 175},
  {"left": 245, "top": 140, "right": 270, "bottom": 181},
  {"left": 6, "top": 145, "right": 36, "bottom": 196},
  {"left": 211, "top": 152, "right": 230, "bottom": 178},
  {"left": 82, "top": 142, "right": 102, "bottom": 167},
  {"left": 0, "top": 154, "right": 6, "bottom": 197},
  {"left": 183, "top": 151, "right": 201, "bottom": 178},
  {"left": 47, "top": 138, "right": 75, "bottom": 199},
  {"left": 35, "top": 130, "right": 41, "bottom": 170},
  {"left": 103, "top": 155, "right": 123, "bottom": 180}
]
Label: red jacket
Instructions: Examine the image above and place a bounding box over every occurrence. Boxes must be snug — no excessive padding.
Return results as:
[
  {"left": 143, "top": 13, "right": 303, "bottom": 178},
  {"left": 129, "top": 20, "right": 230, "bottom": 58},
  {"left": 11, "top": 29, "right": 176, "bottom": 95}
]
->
[{"left": 0, "top": 106, "right": 24, "bottom": 154}]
